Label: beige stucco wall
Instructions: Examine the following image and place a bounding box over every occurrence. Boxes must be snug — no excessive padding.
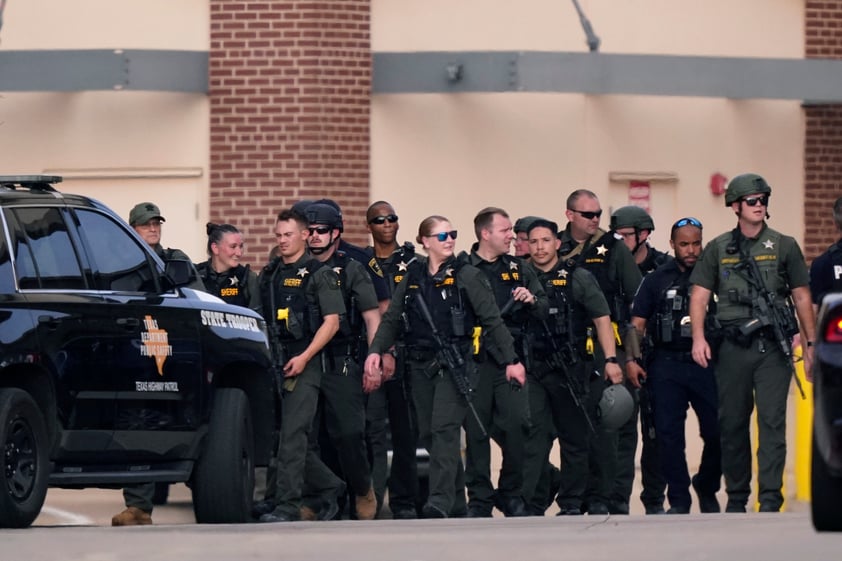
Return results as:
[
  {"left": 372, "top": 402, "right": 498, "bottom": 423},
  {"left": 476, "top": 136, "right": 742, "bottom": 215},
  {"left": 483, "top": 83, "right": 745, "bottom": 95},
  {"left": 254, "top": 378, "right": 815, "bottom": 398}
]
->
[
  {"left": 371, "top": 0, "right": 805, "bottom": 252},
  {"left": 0, "top": 0, "right": 209, "bottom": 260}
]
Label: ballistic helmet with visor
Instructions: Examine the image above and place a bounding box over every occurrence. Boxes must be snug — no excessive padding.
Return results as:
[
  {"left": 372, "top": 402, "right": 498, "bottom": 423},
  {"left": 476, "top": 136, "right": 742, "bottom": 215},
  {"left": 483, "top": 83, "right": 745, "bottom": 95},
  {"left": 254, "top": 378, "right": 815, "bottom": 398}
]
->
[
  {"left": 724, "top": 173, "right": 772, "bottom": 206},
  {"left": 305, "top": 202, "right": 343, "bottom": 231},
  {"left": 610, "top": 206, "right": 654, "bottom": 232}
]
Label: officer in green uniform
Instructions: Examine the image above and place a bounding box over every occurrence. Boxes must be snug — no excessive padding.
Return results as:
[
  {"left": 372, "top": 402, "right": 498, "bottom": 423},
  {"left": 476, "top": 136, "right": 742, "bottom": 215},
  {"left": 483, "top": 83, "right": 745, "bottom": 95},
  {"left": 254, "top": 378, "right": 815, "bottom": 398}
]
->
[
  {"left": 559, "top": 189, "right": 643, "bottom": 515},
  {"left": 364, "top": 215, "right": 526, "bottom": 518},
  {"left": 195, "top": 222, "right": 260, "bottom": 312},
  {"left": 689, "top": 173, "right": 816, "bottom": 513},
  {"left": 257, "top": 209, "right": 348, "bottom": 523},
  {"left": 521, "top": 219, "right": 622, "bottom": 515},
  {"left": 305, "top": 202, "right": 379, "bottom": 520},
  {"left": 609, "top": 206, "right": 670, "bottom": 514},
  {"left": 461, "top": 207, "right": 549, "bottom": 518}
]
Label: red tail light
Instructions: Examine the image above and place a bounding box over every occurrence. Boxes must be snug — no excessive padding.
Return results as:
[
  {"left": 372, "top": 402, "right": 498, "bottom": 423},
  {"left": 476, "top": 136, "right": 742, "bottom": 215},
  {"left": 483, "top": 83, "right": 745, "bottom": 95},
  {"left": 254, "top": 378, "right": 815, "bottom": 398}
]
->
[{"left": 826, "top": 312, "right": 842, "bottom": 343}]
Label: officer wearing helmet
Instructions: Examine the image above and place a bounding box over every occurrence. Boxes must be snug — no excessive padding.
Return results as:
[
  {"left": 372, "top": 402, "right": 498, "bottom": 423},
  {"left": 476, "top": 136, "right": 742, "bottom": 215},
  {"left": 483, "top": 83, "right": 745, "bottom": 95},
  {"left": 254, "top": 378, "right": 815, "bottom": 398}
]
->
[
  {"left": 303, "top": 201, "right": 381, "bottom": 520},
  {"left": 609, "top": 205, "right": 670, "bottom": 514},
  {"left": 689, "top": 173, "right": 816, "bottom": 513},
  {"left": 513, "top": 216, "right": 541, "bottom": 257},
  {"left": 610, "top": 206, "right": 672, "bottom": 275}
]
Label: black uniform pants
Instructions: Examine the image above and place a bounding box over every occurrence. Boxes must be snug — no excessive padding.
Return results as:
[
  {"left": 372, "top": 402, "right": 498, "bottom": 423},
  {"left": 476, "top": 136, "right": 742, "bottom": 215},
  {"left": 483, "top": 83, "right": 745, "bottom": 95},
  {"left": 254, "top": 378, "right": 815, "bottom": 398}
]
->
[{"left": 648, "top": 351, "right": 721, "bottom": 510}]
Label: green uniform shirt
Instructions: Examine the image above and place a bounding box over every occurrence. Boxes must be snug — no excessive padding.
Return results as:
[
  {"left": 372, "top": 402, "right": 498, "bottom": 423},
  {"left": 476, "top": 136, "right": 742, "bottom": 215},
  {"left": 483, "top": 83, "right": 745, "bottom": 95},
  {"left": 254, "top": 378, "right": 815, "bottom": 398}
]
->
[
  {"left": 370, "top": 257, "right": 518, "bottom": 364},
  {"left": 690, "top": 223, "right": 808, "bottom": 323},
  {"left": 327, "top": 254, "right": 380, "bottom": 313}
]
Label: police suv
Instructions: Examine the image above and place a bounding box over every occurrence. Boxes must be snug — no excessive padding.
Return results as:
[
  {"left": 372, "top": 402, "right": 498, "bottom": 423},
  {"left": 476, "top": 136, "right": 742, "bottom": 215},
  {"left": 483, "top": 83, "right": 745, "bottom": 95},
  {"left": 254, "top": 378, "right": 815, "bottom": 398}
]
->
[
  {"left": 812, "top": 292, "right": 842, "bottom": 532},
  {"left": 0, "top": 176, "right": 278, "bottom": 528}
]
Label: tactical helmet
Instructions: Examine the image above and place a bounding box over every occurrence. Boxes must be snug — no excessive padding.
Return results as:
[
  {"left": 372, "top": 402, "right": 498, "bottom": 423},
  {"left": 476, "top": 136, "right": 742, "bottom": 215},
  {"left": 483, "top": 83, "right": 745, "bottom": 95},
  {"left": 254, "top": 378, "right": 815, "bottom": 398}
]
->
[
  {"left": 598, "top": 383, "right": 634, "bottom": 431},
  {"left": 610, "top": 206, "right": 655, "bottom": 232},
  {"left": 291, "top": 199, "right": 315, "bottom": 218},
  {"left": 306, "top": 203, "right": 343, "bottom": 231},
  {"left": 313, "top": 198, "right": 344, "bottom": 232},
  {"left": 724, "top": 173, "right": 772, "bottom": 206},
  {"left": 514, "top": 216, "right": 542, "bottom": 234}
]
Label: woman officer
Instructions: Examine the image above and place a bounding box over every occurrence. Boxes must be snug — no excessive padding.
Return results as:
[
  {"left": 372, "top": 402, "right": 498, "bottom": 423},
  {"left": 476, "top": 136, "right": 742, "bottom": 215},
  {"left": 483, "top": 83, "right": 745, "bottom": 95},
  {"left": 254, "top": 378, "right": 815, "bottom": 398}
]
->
[
  {"left": 364, "top": 215, "right": 526, "bottom": 518},
  {"left": 195, "top": 222, "right": 260, "bottom": 311}
]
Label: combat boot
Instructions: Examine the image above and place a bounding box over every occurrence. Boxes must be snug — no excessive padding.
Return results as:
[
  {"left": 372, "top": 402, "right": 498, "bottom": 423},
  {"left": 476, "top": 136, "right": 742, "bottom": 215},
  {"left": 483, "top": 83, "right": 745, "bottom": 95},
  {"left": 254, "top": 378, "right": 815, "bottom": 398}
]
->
[
  {"left": 111, "top": 507, "right": 153, "bottom": 526},
  {"left": 355, "top": 486, "right": 377, "bottom": 520}
]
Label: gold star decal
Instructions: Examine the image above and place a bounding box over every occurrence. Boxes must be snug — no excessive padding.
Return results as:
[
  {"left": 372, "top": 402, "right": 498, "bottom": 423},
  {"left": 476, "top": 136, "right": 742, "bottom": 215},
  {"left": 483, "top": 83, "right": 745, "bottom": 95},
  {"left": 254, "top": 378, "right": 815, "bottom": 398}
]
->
[
  {"left": 762, "top": 239, "right": 775, "bottom": 250},
  {"left": 596, "top": 245, "right": 608, "bottom": 256},
  {"left": 398, "top": 261, "right": 408, "bottom": 271},
  {"left": 297, "top": 267, "right": 309, "bottom": 278}
]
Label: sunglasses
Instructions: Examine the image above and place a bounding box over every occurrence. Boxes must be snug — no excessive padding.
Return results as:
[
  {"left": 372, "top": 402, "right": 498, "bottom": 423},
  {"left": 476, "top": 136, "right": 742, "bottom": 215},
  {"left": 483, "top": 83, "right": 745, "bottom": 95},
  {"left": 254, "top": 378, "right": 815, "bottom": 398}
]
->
[
  {"left": 429, "top": 230, "right": 458, "bottom": 242},
  {"left": 672, "top": 217, "right": 703, "bottom": 230},
  {"left": 569, "top": 209, "right": 603, "bottom": 220},
  {"left": 308, "top": 225, "right": 332, "bottom": 235},
  {"left": 742, "top": 195, "right": 769, "bottom": 207},
  {"left": 368, "top": 214, "right": 399, "bottom": 225}
]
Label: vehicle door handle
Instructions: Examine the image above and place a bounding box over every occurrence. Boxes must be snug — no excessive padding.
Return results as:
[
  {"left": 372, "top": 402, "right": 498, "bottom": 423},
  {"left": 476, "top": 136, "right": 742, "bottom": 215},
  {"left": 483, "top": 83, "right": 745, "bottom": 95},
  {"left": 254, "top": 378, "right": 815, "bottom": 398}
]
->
[
  {"left": 116, "top": 317, "right": 140, "bottom": 329},
  {"left": 37, "top": 315, "right": 61, "bottom": 330}
]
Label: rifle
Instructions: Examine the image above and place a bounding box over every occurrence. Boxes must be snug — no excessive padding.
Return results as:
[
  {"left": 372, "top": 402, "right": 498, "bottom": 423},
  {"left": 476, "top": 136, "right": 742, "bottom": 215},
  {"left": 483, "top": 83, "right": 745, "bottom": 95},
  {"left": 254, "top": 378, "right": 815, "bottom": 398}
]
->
[
  {"left": 540, "top": 318, "right": 596, "bottom": 433},
  {"left": 732, "top": 253, "right": 805, "bottom": 399},
  {"left": 413, "top": 290, "right": 487, "bottom": 437}
]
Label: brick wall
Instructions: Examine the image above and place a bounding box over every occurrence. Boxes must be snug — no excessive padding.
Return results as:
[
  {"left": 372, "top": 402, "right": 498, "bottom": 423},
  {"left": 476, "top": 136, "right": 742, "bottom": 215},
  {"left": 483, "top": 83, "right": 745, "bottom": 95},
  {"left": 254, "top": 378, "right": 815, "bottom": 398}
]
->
[
  {"left": 209, "top": 0, "right": 372, "bottom": 266},
  {"left": 805, "top": 1, "right": 842, "bottom": 260}
]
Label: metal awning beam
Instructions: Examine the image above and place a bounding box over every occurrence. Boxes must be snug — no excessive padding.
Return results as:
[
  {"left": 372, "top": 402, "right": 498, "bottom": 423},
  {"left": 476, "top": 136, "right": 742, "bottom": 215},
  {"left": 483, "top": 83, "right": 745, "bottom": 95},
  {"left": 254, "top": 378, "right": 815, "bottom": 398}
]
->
[
  {"left": 0, "top": 49, "right": 208, "bottom": 93},
  {"left": 373, "top": 51, "right": 842, "bottom": 103}
]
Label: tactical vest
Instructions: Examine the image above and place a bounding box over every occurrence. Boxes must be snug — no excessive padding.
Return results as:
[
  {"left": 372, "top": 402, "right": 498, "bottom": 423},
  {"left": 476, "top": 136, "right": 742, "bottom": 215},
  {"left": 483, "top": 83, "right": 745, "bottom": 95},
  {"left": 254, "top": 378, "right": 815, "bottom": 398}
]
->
[
  {"left": 379, "top": 242, "right": 417, "bottom": 296},
  {"left": 565, "top": 231, "right": 625, "bottom": 322},
  {"left": 326, "top": 250, "right": 360, "bottom": 341},
  {"left": 652, "top": 268, "right": 695, "bottom": 350},
  {"left": 827, "top": 242, "right": 842, "bottom": 293},
  {"left": 639, "top": 246, "right": 671, "bottom": 277},
  {"left": 463, "top": 251, "right": 528, "bottom": 331},
  {"left": 402, "top": 258, "right": 475, "bottom": 348},
  {"left": 713, "top": 228, "right": 790, "bottom": 323},
  {"left": 259, "top": 257, "right": 324, "bottom": 342},
  {"left": 533, "top": 260, "right": 586, "bottom": 349},
  {"left": 196, "top": 261, "right": 251, "bottom": 307}
]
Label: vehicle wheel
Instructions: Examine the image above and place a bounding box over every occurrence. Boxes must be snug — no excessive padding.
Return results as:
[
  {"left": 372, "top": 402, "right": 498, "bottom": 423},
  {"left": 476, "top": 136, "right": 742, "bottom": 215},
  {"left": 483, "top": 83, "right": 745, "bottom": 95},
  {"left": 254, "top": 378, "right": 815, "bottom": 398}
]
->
[
  {"left": 152, "top": 482, "right": 170, "bottom": 506},
  {"left": 811, "top": 428, "right": 842, "bottom": 532},
  {"left": 192, "top": 388, "right": 254, "bottom": 523},
  {"left": 0, "top": 388, "right": 49, "bottom": 528}
]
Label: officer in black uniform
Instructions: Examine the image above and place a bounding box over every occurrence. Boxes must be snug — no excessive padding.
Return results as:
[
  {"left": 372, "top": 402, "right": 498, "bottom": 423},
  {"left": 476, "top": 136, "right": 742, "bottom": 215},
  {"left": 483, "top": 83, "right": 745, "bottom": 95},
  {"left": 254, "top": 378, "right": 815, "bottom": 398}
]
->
[
  {"left": 195, "top": 222, "right": 260, "bottom": 311},
  {"left": 626, "top": 217, "right": 721, "bottom": 514},
  {"left": 365, "top": 215, "right": 527, "bottom": 518},
  {"left": 364, "top": 200, "right": 420, "bottom": 519},
  {"left": 461, "top": 207, "right": 549, "bottom": 518},
  {"left": 809, "top": 196, "right": 842, "bottom": 306},
  {"left": 609, "top": 206, "right": 670, "bottom": 514},
  {"left": 257, "top": 209, "right": 348, "bottom": 523},
  {"left": 521, "top": 219, "right": 623, "bottom": 516},
  {"left": 559, "top": 190, "right": 643, "bottom": 515},
  {"left": 304, "top": 202, "right": 379, "bottom": 520}
]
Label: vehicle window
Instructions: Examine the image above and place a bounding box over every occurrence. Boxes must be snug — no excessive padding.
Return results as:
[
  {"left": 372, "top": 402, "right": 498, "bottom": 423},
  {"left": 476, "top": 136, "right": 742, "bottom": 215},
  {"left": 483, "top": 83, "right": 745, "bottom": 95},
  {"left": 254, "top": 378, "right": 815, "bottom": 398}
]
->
[
  {"left": 73, "top": 209, "right": 159, "bottom": 293},
  {"left": 0, "top": 219, "right": 14, "bottom": 293},
  {"left": 12, "top": 207, "right": 86, "bottom": 290}
]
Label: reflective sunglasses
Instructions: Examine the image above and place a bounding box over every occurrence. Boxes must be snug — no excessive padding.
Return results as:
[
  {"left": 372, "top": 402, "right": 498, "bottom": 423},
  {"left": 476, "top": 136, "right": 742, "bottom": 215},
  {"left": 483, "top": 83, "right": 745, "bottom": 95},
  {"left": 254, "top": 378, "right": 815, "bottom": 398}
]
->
[
  {"left": 671, "top": 217, "right": 703, "bottom": 230},
  {"left": 368, "top": 214, "right": 399, "bottom": 225},
  {"left": 308, "top": 225, "right": 332, "bottom": 235},
  {"left": 429, "top": 230, "right": 458, "bottom": 242},
  {"left": 742, "top": 195, "right": 769, "bottom": 207},
  {"left": 569, "top": 209, "right": 603, "bottom": 220}
]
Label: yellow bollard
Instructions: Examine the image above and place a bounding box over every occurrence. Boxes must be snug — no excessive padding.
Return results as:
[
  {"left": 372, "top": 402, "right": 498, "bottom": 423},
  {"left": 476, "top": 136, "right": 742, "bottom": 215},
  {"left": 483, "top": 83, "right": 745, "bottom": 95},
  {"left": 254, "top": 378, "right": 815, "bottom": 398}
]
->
[{"left": 793, "top": 343, "right": 813, "bottom": 502}]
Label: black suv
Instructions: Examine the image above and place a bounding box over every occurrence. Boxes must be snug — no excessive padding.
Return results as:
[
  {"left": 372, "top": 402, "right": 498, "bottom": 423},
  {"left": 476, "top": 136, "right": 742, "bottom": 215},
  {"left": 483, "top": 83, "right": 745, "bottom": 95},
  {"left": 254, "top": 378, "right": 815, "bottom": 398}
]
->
[
  {"left": 812, "top": 292, "right": 842, "bottom": 532},
  {"left": 0, "top": 176, "right": 278, "bottom": 528}
]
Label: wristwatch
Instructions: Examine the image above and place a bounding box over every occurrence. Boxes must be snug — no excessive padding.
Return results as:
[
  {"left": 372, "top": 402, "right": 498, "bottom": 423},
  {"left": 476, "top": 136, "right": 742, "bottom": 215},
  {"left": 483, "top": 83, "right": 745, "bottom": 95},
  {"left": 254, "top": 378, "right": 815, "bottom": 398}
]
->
[
  {"left": 604, "top": 356, "right": 619, "bottom": 364},
  {"left": 386, "top": 348, "right": 398, "bottom": 358},
  {"left": 806, "top": 341, "right": 814, "bottom": 348},
  {"left": 508, "top": 358, "right": 521, "bottom": 366}
]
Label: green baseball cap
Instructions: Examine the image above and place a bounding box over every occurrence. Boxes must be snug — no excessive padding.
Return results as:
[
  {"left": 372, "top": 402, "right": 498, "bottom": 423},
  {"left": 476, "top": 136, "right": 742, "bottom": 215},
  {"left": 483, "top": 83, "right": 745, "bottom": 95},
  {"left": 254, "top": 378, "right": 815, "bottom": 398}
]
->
[{"left": 129, "top": 202, "right": 165, "bottom": 226}]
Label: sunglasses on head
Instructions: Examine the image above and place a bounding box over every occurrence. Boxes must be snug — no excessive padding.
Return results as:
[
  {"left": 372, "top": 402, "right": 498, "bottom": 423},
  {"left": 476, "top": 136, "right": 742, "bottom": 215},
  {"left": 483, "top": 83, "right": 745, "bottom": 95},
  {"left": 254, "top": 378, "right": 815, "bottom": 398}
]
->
[
  {"left": 429, "top": 230, "right": 458, "bottom": 242},
  {"left": 672, "top": 217, "right": 703, "bottom": 230},
  {"left": 308, "top": 225, "right": 332, "bottom": 235},
  {"left": 570, "top": 209, "right": 603, "bottom": 220},
  {"left": 368, "top": 214, "right": 399, "bottom": 225},
  {"left": 742, "top": 195, "right": 769, "bottom": 207}
]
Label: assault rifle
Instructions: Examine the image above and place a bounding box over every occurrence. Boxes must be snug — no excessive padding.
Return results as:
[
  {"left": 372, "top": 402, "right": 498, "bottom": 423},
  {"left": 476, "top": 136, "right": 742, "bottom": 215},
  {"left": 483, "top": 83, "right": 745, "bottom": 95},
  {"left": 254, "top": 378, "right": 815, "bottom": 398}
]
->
[
  {"left": 540, "top": 319, "right": 595, "bottom": 433},
  {"left": 414, "top": 291, "right": 487, "bottom": 437},
  {"left": 733, "top": 254, "right": 805, "bottom": 399}
]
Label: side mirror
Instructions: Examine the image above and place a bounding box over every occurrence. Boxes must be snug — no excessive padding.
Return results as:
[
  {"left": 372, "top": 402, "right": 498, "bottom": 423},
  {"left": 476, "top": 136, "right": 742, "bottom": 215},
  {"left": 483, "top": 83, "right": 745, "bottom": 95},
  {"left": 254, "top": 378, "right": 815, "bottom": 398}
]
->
[{"left": 163, "top": 259, "right": 197, "bottom": 288}]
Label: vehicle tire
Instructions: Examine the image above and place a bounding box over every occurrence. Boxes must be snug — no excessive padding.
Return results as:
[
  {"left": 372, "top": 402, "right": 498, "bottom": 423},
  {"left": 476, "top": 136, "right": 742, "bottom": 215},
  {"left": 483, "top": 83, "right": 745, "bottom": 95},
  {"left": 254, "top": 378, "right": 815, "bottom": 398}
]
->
[
  {"left": 192, "top": 388, "right": 255, "bottom": 523},
  {"left": 0, "top": 388, "right": 49, "bottom": 528},
  {"left": 811, "top": 428, "right": 842, "bottom": 532},
  {"left": 152, "top": 482, "right": 170, "bottom": 506}
]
